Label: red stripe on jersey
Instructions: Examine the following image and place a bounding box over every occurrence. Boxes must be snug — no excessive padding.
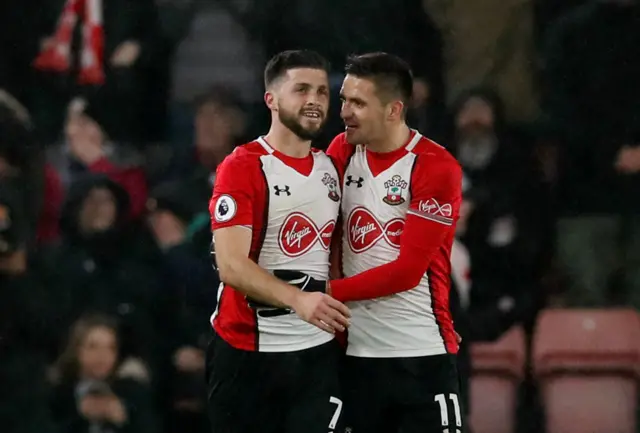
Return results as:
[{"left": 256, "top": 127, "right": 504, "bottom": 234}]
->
[
  {"left": 213, "top": 142, "right": 269, "bottom": 351},
  {"left": 427, "top": 234, "right": 459, "bottom": 354}
]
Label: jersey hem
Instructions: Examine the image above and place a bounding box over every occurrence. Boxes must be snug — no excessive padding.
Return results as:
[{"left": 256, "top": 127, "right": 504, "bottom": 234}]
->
[
  {"left": 345, "top": 345, "right": 447, "bottom": 358},
  {"left": 256, "top": 332, "right": 334, "bottom": 353}
]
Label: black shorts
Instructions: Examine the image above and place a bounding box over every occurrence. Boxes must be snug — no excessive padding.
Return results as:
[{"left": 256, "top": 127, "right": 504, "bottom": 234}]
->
[
  {"left": 206, "top": 333, "right": 343, "bottom": 433},
  {"left": 341, "top": 354, "right": 465, "bottom": 433}
]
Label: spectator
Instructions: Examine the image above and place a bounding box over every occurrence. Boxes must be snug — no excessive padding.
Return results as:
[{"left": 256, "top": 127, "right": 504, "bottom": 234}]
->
[
  {"left": 0, "top": 93, "right": 45, "bottom": 247},
  {"left": 39, "top": 174, "right": 179, "bottom": 378},
  {"left": 41, "top": 96, "right": 148, "bottom": 243},
  {"left": 50, "top": 314, "right": 157, "bottom": 433},
  {"left": 449, "top": 87, "right": 552, "bottom": 289},
  {"left": 0, "top": 184, "right": 59, "bottom": 433},
  {"left": 167, "top": 85, "right": 246, "bottom": 185},
  {"left": 542, "top": 0, "right": 640, "bottom": 307}
]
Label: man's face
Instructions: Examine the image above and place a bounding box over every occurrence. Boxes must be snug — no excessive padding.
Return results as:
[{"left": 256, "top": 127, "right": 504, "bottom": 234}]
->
[
  {"left": 79, "top": 187, "right": 117, "bottom": 234},
  {"left": 268, "top": 68, "right": 330, "bottom": 140},
  {"left": 456, "top": 96, "right": 495, "bottom": 138},
  {"left": 195, "top": 103, "right": 235, "bottom": 153},
  {"left": 456, "top": 97, "right": 498, "bottom": 170},
  {"left": 65, "top": 113, "right": 104, "bottom": 145},
  {"left": 340, "top": 75, "right": 388, "bottom": 145}
]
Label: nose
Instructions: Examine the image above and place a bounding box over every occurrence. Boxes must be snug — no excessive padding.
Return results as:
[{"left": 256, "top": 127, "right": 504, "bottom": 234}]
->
[
  {"left": 340, "top": 102, "right": 351, "bottom": 120},
  {"left": 305, "top": 91, "right": 320, "bottom": 106}
]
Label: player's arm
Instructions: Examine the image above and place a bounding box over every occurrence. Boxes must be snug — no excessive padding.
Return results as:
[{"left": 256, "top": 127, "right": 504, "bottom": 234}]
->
[
  {"left": 328, "top": 157, "right": 462, "bottom": 302},
  {"left": 212, "top": 154, "right": 350, "bottom": 332},
  {"left": 214, "top": 226, "right": 301, "bottom": 308}
]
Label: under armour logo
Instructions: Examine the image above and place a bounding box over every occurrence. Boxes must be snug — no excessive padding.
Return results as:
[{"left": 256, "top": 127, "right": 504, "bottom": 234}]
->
[
  {"left": 274, "top": 185, "right": 291, "bottom": 196},
  {"left": 346, "top": 176, "right": 364, "bottom": 188}
]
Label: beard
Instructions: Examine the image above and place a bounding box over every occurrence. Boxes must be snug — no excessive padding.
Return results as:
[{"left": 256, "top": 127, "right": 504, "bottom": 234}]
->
[
  {"left": 456, "top": 125, "right": 498, "bottom": 170},
  {"left": 278, "top": 107, "right": 325, "bottom": 141}
]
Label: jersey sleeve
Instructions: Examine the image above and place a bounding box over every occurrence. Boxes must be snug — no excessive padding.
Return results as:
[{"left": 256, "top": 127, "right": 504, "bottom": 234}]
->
[
  {"left": 406, "top": 154, "right": 462, "bottom": 247},
  {"left": 330, "top": 155, "right": 462, "bottom": 302},
  {"left": 209, "top": 153, "right": 257, "bottom": 230},
  {"left": 326, "top": 134, "right": 354, "bottom": 180}
]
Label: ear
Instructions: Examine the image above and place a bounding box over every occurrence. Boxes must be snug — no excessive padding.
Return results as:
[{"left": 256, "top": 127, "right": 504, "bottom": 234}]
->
[
  {"left": 264, "top": 91, "right": 277, "bottom": 111},
  {"left": 387, "top": 100, "right": 405, "bottom": 121}
]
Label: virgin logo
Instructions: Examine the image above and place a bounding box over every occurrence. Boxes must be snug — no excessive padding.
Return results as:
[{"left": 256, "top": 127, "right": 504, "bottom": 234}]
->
[
  {"left": 278, "top": 212, "right": 335, "bottom": 257},
  {"left": 347, "top": 207, "right": 404, "bottom": 253}
]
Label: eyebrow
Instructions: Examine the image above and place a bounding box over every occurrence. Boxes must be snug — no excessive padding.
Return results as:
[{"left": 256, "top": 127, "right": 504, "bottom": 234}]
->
[
  {"left": 295, "top": 82, "right": 328, "bottom": 90},
  {"left": 340, "top": 93, "right": 365, "bottom": 105}
]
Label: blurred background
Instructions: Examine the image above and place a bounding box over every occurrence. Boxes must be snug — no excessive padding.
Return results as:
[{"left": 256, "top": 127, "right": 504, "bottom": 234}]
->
[{"left": 0, "top": 0, "right": 639, "bottom": 432}]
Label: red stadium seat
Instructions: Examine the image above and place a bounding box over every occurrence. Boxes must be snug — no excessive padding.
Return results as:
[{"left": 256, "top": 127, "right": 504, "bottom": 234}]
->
[
  {"left": 469, "top": 326, "right": 526, "bottom": 433},
  {"left": 532, "top": 309, "right": 640, "bottom": 433}
]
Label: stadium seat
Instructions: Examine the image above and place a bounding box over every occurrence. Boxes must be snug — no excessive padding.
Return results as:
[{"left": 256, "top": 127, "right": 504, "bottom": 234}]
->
[
  {"left": 469, "top": 326, "right": 526, "bottom": 433},
  {"left": 532, "top": 308, "right": 640, "bottom": 433}
]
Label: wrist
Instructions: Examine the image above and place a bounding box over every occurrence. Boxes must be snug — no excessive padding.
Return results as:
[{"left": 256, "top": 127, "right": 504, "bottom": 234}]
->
[
  {"left": 282, "top": 285, "right": 302, "bottom": 311},
  {"left": 326, "top": 281, "right": 332, "bottom": 296}
]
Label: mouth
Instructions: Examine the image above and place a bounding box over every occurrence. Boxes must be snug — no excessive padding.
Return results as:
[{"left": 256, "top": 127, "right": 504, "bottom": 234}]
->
[
  {"left": 301, "top": 109, "right": 322, "bottom": 120},
  {"left": 344, "top": 119, "right": 359, "bottom": 129}
]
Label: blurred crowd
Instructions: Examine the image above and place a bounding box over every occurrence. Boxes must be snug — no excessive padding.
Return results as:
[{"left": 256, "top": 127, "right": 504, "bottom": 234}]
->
[{"left": 0, "top": 0, "right": 639, "bottom": 432}]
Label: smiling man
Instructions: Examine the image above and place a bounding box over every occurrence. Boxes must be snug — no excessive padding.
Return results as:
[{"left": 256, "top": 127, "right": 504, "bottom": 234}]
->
[
  {"left": 207, "top": 50, "right": 350, "bottom": 433},
  {"left": 325, "top": 52, "right": 465, "bottom": 433}
]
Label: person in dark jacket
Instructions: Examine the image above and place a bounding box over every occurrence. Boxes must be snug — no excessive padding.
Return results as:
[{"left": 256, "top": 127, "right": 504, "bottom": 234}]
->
[
  {"left": 448, "top": 87, "right": 552, "bottom": 298},
  {"left": 542, "top": 0, "right": 640, "bottom": 307},
  {"left": 39, "top": 174, "right": 182, "bottom": 379},
  {"left": 145, "top": 180, "right": 219, "bottom": 433},
  {"left": 0, "top": 184, "right": 59, "bottom": 433}
]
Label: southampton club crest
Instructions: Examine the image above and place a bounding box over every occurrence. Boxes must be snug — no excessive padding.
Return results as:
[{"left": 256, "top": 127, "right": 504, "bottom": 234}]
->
[
  {"left": 322, "top": 173, "right": 340, "bottom": 202},
  {"left": 382, "top": 175, "right": 408, "bottom": 205}
]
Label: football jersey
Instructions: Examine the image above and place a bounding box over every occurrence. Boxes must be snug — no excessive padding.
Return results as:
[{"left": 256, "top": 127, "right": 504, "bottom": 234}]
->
[
  {"left": 328, "top": 130, "right": 460, "bottom": 358},
  {"left": 210, "top": 137, "right": 341, "bottom": 352}
]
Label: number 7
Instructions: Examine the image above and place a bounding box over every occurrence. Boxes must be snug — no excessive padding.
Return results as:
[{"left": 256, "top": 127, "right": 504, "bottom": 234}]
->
[
  {"left": 328, "top": 396, "right": 343, "bottom": 430},
  {"left": 434, "top": 393, "right": 462, "bottom": 428}
]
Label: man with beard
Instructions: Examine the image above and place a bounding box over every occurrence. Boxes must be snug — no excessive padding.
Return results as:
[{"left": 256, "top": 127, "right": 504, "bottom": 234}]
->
[{"left": 207, "top": 50, "right": 350, "bottom": 433}]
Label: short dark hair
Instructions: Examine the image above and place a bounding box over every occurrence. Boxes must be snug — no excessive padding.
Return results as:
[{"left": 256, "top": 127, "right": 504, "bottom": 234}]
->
[
  {"left": 345, "top": 52, "right": 413, "bottom": 109},
  {"left": 264, "top": 50, "right": 330, "bottom": 88},
  {"left": 194, "top": 84, "right": 243, "bottom": 112}
]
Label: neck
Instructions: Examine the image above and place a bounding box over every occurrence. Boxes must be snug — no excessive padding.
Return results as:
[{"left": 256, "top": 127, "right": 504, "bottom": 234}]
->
[
  {"left": 366, "top": 123, "right": 412, "bottom": 153},
  {"left": 264, "top": 121, "right": 311, "bottom": 158}
]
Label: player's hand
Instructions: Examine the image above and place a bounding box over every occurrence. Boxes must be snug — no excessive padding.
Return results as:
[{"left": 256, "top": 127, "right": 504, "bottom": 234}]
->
[
  {"left": 291, "top": 291, "right": 351, "bottom": 334},
  {"left": 247, "top": 270, "right": 330, "bottom": 316}
]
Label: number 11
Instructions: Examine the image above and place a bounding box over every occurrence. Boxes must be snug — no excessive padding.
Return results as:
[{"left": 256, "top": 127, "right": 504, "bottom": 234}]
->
[{"left": 434, "top": 393, "right": 462, "bottom": 429}]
